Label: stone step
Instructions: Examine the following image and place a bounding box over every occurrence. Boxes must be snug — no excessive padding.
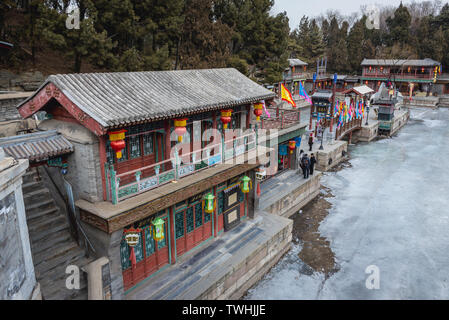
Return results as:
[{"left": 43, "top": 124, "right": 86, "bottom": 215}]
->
[
  {"left": 29, "top": 218, "right": 70, "bottom": 244},
  {"left": 23, "top": 188, "right": 51, "bottom": 206},
  {"left": 22, "top": 180, "right": 42, "bottom": 194},
  {"left": 22, "top": 169, "right": 38, "bottom": 184},
  {"left": 33, "top": 240, "right": 79, "bottom": 267},
  {"left": 25, "top": 198, "right": 55, "bottom": 217},
  {"left": 30, "top": 229, "right": 73, "bottom": 255},
  {"left": 35, "top": 247, "right": 89, "bottom": 283},
  {"left": 35, "top": 245, "right": 87, "bottom": 278},
  {"left": 28, "top": 214, "right": 69, "bottom": 237},
  {"left": 41, "top": 266, "right": 89, "bottom": 300},
  {"left": 26, "top": 206, "right": 59, "bottom": 224},
  {"left": 38, "top": 255, "right": 92, "bottom": 300}
]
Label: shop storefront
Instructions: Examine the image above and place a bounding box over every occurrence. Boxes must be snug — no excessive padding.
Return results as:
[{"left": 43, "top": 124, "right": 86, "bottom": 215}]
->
[{"left": 120, "top": 175, "right": 249, "bottom": 291}]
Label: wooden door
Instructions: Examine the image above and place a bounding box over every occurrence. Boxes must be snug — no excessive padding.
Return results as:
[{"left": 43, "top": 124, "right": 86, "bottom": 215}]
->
[{"left": 121, "top": 216, "right": 170, "bottom": 291}]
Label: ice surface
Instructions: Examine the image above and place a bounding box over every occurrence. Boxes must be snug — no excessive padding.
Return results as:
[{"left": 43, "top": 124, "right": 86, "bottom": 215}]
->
[{"left": 246, "top": 108, "right": 449, "bottom": 299}]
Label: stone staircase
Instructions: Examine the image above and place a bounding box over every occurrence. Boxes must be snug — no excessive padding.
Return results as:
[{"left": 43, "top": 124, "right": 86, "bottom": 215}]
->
[{"left": 22, "top": 168, "right": 93, "bottom": 300}]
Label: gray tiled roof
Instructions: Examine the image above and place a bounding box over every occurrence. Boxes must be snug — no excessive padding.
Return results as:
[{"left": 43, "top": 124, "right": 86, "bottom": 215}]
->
[
  {"left": 288, "top": 59, "right": 308, "bottom": 67},
  {"left": 311, "top": 91, "right": 333, "bottom": 100},
  {"left": 18, "top": 68, "right": 275, "bottom": 128},
  {"left": 361, "top": 58, "right": 440, "bottom": 67},
  {"left": 0, "top": 130, "right": 73, "bottom": 162}
]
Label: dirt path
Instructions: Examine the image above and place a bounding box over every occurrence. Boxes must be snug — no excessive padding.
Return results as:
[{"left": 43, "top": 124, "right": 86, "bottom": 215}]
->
[{"left": 291, "top": 159, "right": 353, "bottom": 277}]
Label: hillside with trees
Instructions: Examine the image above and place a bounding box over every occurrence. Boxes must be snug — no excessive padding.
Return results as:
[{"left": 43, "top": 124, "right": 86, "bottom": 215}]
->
[{"left": 1, "top": 0, "right": 449, "bottom": 84}]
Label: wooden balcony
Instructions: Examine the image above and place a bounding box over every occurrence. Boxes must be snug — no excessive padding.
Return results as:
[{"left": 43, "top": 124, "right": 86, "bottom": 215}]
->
[
  {"left": 105, "top": 132, "right": 257, "bottom": 204},
  {"left": 260, "top": 107, "right": 300, "bottom": 130},
  {"left": 362, "top": 72, "right": 433, "bottom": 81}
]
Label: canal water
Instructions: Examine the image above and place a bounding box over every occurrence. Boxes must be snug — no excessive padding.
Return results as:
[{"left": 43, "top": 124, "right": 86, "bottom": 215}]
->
[{"left": 245, "top": 108, "right": 449, "bottom": 299}]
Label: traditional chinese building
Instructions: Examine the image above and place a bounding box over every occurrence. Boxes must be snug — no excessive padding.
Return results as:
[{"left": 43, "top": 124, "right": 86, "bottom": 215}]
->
[
  {"left": 282, "top": 59, "right": 308, "bottom": 95},
  {"left": 16, "top": 68, "right": 277, "bottom": 297},
  {"left": 360, "top": 58, "right": 441, "bottom": 94}
]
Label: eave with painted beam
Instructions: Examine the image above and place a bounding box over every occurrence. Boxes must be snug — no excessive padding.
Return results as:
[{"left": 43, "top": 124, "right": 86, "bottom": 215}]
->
[{"left": 17, "top": 82, "right": 107, "bottom": 136}]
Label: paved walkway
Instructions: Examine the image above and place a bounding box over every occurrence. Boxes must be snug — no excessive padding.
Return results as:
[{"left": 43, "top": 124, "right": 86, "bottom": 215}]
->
[
  {"left": 260, "top": 169, "right": 319, "bottom": 211},
  {"left": 125, "top": 210, "right": 290, "bottom": 300}
]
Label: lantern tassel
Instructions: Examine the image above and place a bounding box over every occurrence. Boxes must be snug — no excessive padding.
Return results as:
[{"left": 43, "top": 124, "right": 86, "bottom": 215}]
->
[
  {"left": 130, "top": 246, "right": 137, "bottom": 269},
  {"left": 257, "top": 181, "right": 261, "bottom": 197}
]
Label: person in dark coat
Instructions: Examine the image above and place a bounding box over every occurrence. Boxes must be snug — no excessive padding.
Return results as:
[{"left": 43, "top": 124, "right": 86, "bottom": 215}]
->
[
  {"left": 298, "top": 149, "right": 304, "bottom": 175},
  {"left": 310, "top": 153, "right": 316, "bottom": 175},
  {"left": 302, "top": 154, "right": 310, "bottom": 179},
  {"left": 308, "top": 134, "right": 314, "bottom": 151}
]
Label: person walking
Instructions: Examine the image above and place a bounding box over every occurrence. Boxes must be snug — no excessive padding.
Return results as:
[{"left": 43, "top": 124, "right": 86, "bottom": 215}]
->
[
  {"left": 302, "top": 153, "right": 310, "bottom": 179},
  {"left": 310, "top": 153, "right": 316, "bottom": 175},
  {"left": 308, "top": 133, "right": 314, "bottom": 151}
]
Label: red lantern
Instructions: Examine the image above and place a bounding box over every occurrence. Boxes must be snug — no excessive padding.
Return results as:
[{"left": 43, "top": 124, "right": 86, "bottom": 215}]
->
[
  {"left": 109, "top": 130, "right": 127, "bottom": 159},
  {"left": 174, "top": 118, "right": 188, "bottom": 142},
  {"left": 288, "top": 140, "right": 296, "bottom": 154},
  {"left": 220, "top": 109, "right": 232, "bottom": 129},
  {"left": 253, "top": 103, "right": 263, "bottom": 121}
]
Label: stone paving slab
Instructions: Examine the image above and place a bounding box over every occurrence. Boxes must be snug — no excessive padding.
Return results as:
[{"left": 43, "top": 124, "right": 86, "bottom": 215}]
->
[{"left": 125, "top": 212, "right": 284, "bottom": 300}]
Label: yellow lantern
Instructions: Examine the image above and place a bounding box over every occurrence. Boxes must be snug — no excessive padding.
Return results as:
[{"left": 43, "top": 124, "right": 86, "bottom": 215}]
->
[
  {"left": 203, "top": 193, "right": 216, "bottom": 214},
  {"left": 240, "top": 175, "right": 252, "bottom": 194}
]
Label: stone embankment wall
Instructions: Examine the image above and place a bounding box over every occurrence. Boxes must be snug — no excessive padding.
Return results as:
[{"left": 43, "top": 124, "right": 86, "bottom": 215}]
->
[
  {"left": 315, "top": 140, "right": 348, "bottom": 172},
  {"left": 352, "top": 122, "right": 378, "bottom": 143},
  {"left": 262, "top": 172, "right": 321, "bottom": 218},
  {"left": 198, "top": 213, "right": 293, "bottom": 300},
  {"left": 390, "top": 109, "right": 410, "bottom": 136}
]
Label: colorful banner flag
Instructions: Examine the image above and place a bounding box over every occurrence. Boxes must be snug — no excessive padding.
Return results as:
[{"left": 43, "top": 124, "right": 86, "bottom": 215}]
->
[
  {"left": 261, "top": 100, "right": 271, "bottom": 118},
  {"left": 298, "top": 81, "right": 312, "bottom": 104},
  {"left": 281, "top": 83, "right": 297, "bottom": 107}
]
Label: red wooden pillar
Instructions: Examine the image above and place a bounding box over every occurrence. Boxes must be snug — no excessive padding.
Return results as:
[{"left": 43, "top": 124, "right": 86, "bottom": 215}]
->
[
  {"left": 309, "top": 80, "right": 317, "bottom": 130},
  {"left": 213, "top": 185, "right": 218, "bottom": 237},
  {"left": 164, "top": 119, "right": 171, "bottom": 160},
  {"left": 99, "top": 135, "right": 108, "bottom": 201},
  {"left": 169, "top": 206, "right": 176, "bottom": 264}
]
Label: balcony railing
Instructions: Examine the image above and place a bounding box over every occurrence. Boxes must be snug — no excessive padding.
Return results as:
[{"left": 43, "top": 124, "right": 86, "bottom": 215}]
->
[
  {"left": 105, "top": 132, "right": 257, "bottom": 204},
  {"left": 261, "top": 107, "right": 300, "bottom": 130},
  {"left": 363, "top": 72, "right": 433, "bottom": 80}
]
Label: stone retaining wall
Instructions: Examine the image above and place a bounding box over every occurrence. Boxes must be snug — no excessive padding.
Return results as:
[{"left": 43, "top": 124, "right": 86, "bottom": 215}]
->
[
  {"left": 352, "top": 122, "right": 378, "bottom": 143},
  {"left": 390, "top": 109, "right": 410, "bottom": 136},
  {"left": 262, "top": 172, "right": 321, "bottom": 218},
  {"left": 315, "top": 140, "right": 348, "bottom": 172},
  {"left": 197, "top": 214, "right": 293, "bottom": 300}
]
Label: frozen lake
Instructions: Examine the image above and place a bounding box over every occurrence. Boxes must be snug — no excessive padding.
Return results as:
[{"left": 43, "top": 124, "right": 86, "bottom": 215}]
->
[{"left": 245, "top": 108, "right": 449, "bottom": 299}]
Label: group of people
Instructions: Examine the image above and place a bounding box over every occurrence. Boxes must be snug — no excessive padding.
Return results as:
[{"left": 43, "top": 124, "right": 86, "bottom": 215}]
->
[{"left": 299, "top": 150, "right": 316, "bottom": 179}]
